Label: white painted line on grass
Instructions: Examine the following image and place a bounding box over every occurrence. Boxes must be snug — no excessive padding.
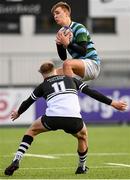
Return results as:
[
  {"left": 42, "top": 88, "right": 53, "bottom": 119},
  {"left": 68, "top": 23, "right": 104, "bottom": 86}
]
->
[
  {"left": 1, "top": 152, "right": 129, "bottom": 158},
  {"left": 0, "top": 165, "right": 126, "bottom": 171},
  {"left": 107, "top": 162, "right": 130, "bottom": 167},
  {"left": 41, "top": 152, "right": 130, "bottom": 157},
  {"left": 24, "top": 153, "right": 58, "bottom": 159},
  {"left": 18, "top": 166, "right": 124, "bottom": 169}
]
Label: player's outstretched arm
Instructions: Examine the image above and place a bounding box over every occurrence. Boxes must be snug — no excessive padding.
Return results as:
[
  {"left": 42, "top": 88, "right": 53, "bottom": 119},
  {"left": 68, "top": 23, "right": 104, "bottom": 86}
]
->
[
  {"left": 11, "top": 84, "right": 43, "bottom": 121},
  {"left": 11, "top": 96, "right": 36, "bottom": 122},
  {"left": 74, "top": 79, "right": 128, "bottom": 112},
  {"left": 111, "top": 100, "right": 127, "bottom": 111},
  {"left": 81, "top": 86, "right": 127, "bottom": 111}
]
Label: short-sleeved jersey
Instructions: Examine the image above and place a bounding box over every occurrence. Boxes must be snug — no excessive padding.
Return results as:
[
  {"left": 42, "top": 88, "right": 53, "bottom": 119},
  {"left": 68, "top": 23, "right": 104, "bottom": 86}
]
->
[
  {"left": 31, "top": 75, "right": 85, "bottom": 118},
  {"left": 69, "top": 21, "right": 100, "bottom": 64}
]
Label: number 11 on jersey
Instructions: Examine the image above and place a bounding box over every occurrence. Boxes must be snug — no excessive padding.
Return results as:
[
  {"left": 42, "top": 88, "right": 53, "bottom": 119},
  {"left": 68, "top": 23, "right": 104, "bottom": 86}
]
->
[{"left": 52, "top": 81, "right": 66, "bottom": 93}]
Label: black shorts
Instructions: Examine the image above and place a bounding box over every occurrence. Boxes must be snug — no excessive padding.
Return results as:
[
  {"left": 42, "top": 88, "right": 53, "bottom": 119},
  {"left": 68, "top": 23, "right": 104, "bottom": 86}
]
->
[{"left": 41, "top": 115, "right": 84, "bottom": 134}]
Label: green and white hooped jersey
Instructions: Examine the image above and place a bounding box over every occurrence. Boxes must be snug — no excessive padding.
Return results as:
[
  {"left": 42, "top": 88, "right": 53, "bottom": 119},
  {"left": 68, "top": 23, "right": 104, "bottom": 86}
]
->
[{"left": 69, "top": 21, "right": 100, "bottom": 64}]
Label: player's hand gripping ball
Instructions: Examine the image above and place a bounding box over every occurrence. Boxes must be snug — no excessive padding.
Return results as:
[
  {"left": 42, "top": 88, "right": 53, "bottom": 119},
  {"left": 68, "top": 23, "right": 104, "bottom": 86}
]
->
[{"left": 59, "top": 26, "right": 73, "bottom": 41}]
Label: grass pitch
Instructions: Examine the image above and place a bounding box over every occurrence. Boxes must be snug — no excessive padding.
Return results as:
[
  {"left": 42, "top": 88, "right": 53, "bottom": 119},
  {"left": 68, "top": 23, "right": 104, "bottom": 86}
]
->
[{"left": 0, "top": 125, "right": 130, "bottom": 179}]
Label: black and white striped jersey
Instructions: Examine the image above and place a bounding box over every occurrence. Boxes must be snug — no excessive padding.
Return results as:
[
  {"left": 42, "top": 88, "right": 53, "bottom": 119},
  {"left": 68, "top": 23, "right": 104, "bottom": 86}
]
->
[
  {"left": 32, "top": 75, "right": 84, "bottom": 118},
  {"left": 18, "top": 75, "right": 112, "bottom": 117}
]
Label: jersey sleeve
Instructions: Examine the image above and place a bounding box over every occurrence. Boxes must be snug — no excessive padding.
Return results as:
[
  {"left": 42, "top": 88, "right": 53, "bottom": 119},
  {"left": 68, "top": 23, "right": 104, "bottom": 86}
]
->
[
  {"left": 18, "top": 84, "right": 43, "bottom": 115},
  {"left": 30, "top": 83, "right": 43, "bottom": 101},
  {"left": 68, "top": 41, "right": 87, "bottom": 56},
  {"left": 73, "top": 78, "right": 84, "bottom": 90},
  {"left": 56, "top": 44, "right": 67, "bottom": 60},
  {"left": 73, "top": 78, "right": 112, "bottom": 105}
]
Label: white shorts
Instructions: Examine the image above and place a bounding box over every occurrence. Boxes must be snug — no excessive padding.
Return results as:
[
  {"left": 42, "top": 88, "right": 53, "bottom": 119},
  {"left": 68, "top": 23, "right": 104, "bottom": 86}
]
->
[{"left": 82, "top": 59, "right": 100, "bottom": 80}]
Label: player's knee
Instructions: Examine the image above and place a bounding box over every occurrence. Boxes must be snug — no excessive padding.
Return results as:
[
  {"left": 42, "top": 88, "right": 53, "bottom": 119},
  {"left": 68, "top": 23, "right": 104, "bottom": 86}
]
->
[
  {"left": 81, "top": 133, "right": 87, "bottom": 141},
  {"left": 78, "top": 130, "right": 87, "bottom": 141},
  {"left": 27, "top": 126, "right": 38, "bottom": 137},
  {"left": 63, "top": 59, "right": 72, "bottom": 68}
]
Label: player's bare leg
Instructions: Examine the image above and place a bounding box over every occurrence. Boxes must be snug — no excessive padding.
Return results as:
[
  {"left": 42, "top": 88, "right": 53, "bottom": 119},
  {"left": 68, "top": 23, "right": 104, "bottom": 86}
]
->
[
  {"left": 25, "top": 118, "right": 49, "bottom": 137},
  {"left": 63, "top": 59, "right": 85, "bottom": 77},
  {"left": 73, "top": 123, "right": 89, "bottom": 174},
  {"left": 56, "top": 66, "right": 81, "bottom": 79},
  {"left": 4, "top": 118, "right": 48, "bottom": 176}
]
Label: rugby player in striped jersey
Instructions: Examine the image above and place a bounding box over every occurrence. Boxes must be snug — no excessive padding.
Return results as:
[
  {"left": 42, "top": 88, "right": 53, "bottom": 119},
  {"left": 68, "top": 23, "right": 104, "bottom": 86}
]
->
[{"left": 51, "top": 1, "right": 100, "bottom": 81}]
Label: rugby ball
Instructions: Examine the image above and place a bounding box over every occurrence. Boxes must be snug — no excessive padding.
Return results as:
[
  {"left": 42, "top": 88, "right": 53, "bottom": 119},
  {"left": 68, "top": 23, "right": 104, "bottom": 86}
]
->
[{"left": 59, "top": 26, "right": 73, "bottom": 41}]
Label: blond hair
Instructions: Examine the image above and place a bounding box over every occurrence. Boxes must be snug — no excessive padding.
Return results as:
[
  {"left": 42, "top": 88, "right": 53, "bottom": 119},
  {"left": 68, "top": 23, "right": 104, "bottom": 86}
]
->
[{"left": 51, "top": 1, "right": 71, "bottom": 14}]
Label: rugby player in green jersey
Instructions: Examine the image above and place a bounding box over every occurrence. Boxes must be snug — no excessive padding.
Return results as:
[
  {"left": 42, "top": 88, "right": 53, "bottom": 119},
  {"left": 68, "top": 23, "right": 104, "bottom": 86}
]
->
[{"left": 51, "top": 1, "right": 100, "bottom": 81}]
